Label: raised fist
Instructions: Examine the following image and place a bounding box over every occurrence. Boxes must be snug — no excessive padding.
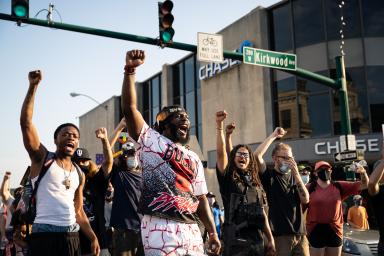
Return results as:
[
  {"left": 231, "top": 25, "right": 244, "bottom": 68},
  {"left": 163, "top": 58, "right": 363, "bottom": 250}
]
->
[
  {"left": 216, "top": 110, "right": 227, "bottom": 123},
  {"left": 95, "top": 127, "right": 107, "bottom": 140},
  {"left": 273, "top": 127, "right": 287, "bottom": 138},
  {"left": 125, "top": 50, "right": 145, "bottom": 68},
  {"left": 226, "top": 123, "right": 236, "bottom": 135},
  {"left": 28, "top": 70, "right": 42, "bottom": 86}
]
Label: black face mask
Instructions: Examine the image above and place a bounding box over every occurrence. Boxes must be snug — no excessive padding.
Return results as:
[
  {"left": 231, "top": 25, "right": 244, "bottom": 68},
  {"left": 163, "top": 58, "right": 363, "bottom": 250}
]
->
[
  {"left": 317, "top": 169, "right": 331, "bottom": 181},
  {"left": 80, "top": 166, "right": 90, "bottom": 175}
]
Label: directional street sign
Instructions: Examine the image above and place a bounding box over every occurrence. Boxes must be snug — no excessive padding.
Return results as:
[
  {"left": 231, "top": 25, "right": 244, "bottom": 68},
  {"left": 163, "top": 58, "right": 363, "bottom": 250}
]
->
[
  {"left": 334, "top": 150, "right": 358, "bottom": 162},
  {"left": 243, "top": 46, "right": 297, "bottom": 71}
]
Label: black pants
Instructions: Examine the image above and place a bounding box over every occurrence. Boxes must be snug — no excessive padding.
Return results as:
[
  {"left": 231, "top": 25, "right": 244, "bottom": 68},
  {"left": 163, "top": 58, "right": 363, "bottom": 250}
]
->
[
  {"left": 223, "top": 225, "right": 264, "bottom": 256},
  {"left": 28, "top": 232, "right": 80, "bottom": 256}
]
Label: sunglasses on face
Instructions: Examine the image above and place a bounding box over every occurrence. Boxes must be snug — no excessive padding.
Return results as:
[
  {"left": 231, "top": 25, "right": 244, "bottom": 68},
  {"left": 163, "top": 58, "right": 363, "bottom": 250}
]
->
[{"left": 236, "top": 152, "right": 250, "bottom": 159}]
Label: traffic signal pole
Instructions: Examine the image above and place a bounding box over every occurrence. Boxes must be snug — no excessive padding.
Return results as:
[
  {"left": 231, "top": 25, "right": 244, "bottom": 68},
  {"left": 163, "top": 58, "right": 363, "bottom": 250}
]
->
[
  {"left": 335, "top": 56, "right": 352, "bottom": 135},
  {"left": 0, "top": 13, "right": 351, "bottom": 134}
]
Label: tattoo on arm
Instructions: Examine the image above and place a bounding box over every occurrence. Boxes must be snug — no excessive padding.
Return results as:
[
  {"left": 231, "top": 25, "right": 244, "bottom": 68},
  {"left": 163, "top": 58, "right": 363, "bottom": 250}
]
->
[{"left": 297, "top": 185, "right": 306, "bottom": 197}]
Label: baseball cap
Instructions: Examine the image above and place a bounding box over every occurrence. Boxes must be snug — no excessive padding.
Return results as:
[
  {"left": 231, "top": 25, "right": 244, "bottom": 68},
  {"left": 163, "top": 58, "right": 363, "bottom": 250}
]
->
[
  {"left": 206, "top": 192, "right": 216, "bottom": 198},
  {"left": 153, "top": 105, "right": 186, "bottom": 133},
  {"left": 314, "top": 161, "right": 332, "bottom": 171},
  {"left": 298, "top": 164, "right": 311, "bottom": 173},
  {"left": 122, "top": 142, "right": 136, "bottom": 152},
  {"left": 353, "top": 195, "right": 362, "bottom": 201},
  {"left": 72, "top": 148, "right": 91, "bottom": 161}
]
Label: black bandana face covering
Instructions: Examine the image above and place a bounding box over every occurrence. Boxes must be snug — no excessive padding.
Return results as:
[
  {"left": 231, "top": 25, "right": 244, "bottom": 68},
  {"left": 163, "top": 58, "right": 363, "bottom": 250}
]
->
[{"left": 317, "top": 168, "right": 331, "bottom": 181}]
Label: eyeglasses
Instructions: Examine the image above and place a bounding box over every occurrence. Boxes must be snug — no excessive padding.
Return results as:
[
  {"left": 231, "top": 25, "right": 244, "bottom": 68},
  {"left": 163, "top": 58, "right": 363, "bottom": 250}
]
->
[
  {"left": 235, "top": 152, "right": 250, "bottom": 159},
  {"left": 276, "top": 155, "right": 293, "bottom": 161}
]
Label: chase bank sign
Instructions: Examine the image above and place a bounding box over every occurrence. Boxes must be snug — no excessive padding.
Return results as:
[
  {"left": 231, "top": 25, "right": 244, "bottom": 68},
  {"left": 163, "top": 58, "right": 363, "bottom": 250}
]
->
[{"left": 198, "top": 40, "right": 253, "bottom": 80}]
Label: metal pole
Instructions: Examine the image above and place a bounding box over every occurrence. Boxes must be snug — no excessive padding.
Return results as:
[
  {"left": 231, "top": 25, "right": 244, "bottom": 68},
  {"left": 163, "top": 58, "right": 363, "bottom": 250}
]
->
[
  {"left": 0, "top": 13, "right": 340, "bottom": 89},
  {"left": 335, "top": 56, "right": 352, "bottom": 135}
]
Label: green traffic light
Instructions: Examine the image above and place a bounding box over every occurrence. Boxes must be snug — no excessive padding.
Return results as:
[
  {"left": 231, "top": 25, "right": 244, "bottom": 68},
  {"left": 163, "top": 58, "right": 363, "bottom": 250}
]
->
[
  {"left": 14, "top": 5, "right": 27, "bottom": 17},
  {"left": 161, "top": 28, "right": 175, "bottom": 43}
]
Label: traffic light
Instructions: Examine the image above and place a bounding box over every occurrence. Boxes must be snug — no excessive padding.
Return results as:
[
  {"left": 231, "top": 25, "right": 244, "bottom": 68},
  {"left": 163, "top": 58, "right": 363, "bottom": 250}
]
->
[
  {"left": 158, "top": 0, "right": 174, "bottom": 46},
  {"left": 11, "top": 0, "right": 29, "bottom": 19}
]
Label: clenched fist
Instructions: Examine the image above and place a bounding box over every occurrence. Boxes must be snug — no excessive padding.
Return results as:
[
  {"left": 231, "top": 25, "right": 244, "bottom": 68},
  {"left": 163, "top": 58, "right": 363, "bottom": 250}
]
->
[
  {"left": 95, "top": 127, "right": 108, "bottom": 140},
  {"left": 226, "top": 123, "right": 236, "bottom": 136},
  {"left": 28, "top": 70, "right": 42, "bottom": 86},
  {"left": 216, "top": 110, "right": 227, "bottom": 124},
  {"left": 125, "top": 50, "right": 145, "bottom": 68}
]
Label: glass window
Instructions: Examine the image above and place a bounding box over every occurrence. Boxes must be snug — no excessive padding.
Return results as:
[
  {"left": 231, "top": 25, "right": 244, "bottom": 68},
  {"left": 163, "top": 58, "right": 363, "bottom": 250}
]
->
[
  {"left": 186, "top": 91, "right": 196, "bottom": 131},
  {"left": 281, "top": 109, "right": 291, "bottom": 128},
  {"left": 293, "top": 0, "right": 325, "bottom": 47},
  {"left": 331, "top": 68, "right": 369, "bottom": 135},
  {"left": 185, "top": 57, "right": 195, "bottom": 93},
  {"left": 325, "top": 0, "right": 361, "bottom": 41},
  {"left": 172, "top": 63, "right": 185, "bottom": 106},
  {"left": 275, "top": 77, "right": 296, "bottom": 136},
  {"left": 307, "top": 93, "right": 332, "bottom": 136},
  {"left": 271, "top": 3, "right": 293, "bottom": 51},
  {"left": 362, "top": 0, "right": 384, "bottom": 37},
  {"left": 196, "top": 58, "right": 201, "bottom": 89},
  {"left": 367, "top": 66, "right": 384, "bottom": 132},
  {"left": 151, "top": 76, "right": 160, "bottom": 108},
  {"left": 178, "top": 63, "right": 185, "bottom": 98},
  {"left": 299, "top": 71, "right": 329, "bottom": 93},
  {"left": 142, "top": 82, "right": 150, "bottom": 124}
]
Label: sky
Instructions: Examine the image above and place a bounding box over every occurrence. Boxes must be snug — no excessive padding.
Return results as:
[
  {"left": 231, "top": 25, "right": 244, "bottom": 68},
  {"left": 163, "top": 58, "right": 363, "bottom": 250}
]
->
[{"left": 0, "top": 0, "right": 280, "bottom": 187}]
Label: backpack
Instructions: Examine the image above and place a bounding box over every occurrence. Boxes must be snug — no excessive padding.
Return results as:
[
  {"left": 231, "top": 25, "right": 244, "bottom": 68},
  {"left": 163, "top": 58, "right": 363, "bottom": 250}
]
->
[{"left": 13, "top": 152, "right": 83, "bottom": 237}]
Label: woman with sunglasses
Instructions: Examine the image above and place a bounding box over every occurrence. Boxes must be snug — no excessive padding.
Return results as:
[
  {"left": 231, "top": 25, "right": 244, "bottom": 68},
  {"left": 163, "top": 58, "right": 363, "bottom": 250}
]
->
[
  {"left": 215, "top": 110, "right": 275, "bottom": 256},
  {"left": 305, "top": 161, "right": 369, "bottom": 256}
]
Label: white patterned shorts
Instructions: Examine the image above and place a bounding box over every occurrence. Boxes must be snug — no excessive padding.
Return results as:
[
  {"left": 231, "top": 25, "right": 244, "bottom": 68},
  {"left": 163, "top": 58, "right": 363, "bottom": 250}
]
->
[{"left": 141, "top": 215, "right": 205, "bottom": 256}]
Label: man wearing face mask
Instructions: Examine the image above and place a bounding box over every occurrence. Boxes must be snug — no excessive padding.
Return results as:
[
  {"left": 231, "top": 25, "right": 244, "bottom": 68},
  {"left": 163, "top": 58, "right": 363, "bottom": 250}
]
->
[
  {"left": 347, "top": 195, "right": 369, "bottom": 230},
  {"left": 255, "top": 131, "right": 310, "bottom": 256},
  {"left": 298, "top": 164, "right": 312, "bottom": 185},
  {"left": 103, "top": 141, "right": 143, "bottom": 256},
  {"left": 305, "top": 161, "right": 368, "bottom": 256},
  {"left": 72, "top": 127, "right": 113, "bottom": 256}
]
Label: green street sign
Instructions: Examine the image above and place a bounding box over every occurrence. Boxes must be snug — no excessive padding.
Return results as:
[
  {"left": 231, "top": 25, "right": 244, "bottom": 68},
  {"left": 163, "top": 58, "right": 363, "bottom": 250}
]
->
[{"left": 243, "top": 46, "right": 297, "bottom": 71}]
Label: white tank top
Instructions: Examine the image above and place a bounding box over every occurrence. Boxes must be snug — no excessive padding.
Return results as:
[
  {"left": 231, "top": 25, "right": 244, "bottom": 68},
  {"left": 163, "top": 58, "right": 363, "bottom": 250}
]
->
[{"left": 32, "top": 161, "right": 80, "bottom": 226}]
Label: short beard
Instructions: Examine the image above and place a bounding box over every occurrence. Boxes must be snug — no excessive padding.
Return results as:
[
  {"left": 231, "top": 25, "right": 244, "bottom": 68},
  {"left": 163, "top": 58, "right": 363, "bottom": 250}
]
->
[{"left": 169, "top": 123, "right": 190, "bottom": 145}]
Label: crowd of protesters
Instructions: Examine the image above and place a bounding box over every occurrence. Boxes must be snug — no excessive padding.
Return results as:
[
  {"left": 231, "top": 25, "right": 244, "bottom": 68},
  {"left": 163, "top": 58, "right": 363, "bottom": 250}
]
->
[{"left": 0, "top": 49, "right": 382, "bottom": 256}]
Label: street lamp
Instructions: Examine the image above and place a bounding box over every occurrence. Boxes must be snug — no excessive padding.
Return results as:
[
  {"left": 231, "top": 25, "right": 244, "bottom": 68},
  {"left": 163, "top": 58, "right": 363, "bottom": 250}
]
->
[{"left": 69, "top": 92, "right": 107, "bottom": 110}]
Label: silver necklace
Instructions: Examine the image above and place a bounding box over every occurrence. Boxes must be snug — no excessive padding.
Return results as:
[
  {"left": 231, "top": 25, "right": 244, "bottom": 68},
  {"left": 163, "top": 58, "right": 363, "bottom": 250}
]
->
[{"left": 58, "top": 160, "right": 72, "bottom": 190}]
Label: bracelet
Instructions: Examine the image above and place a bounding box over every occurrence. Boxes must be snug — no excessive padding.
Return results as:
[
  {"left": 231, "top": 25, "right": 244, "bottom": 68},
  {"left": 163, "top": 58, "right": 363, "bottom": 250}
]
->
[
  {"left": 124, "top": 65, "right": 136, "bottom": 75},
  {"left": 209, "top": 232, "right": 218, "bottom": 237},
  {"left": 216, "top": 127, "right": 223, "bottom": 130}
]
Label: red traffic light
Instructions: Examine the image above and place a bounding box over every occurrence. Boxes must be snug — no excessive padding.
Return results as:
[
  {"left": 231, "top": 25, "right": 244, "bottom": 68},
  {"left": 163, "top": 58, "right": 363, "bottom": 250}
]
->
[{"left": 160, "top": 0, "right": 173, "bottom": 15}]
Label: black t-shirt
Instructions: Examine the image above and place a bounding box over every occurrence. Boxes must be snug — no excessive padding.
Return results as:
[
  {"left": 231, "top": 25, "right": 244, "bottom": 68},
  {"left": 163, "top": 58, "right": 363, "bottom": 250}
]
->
[
  {"left": 368, "top": 185, "right": 384, "bottom": 238},
  {"left": 261, "top": 168, "right": 305, "bottom": 236},
  {"left": 108, "top": 164, "right": 143, "bottom": 231},
  {"left": 80, "top": 169, "right": 109, "bottom": 252}
]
